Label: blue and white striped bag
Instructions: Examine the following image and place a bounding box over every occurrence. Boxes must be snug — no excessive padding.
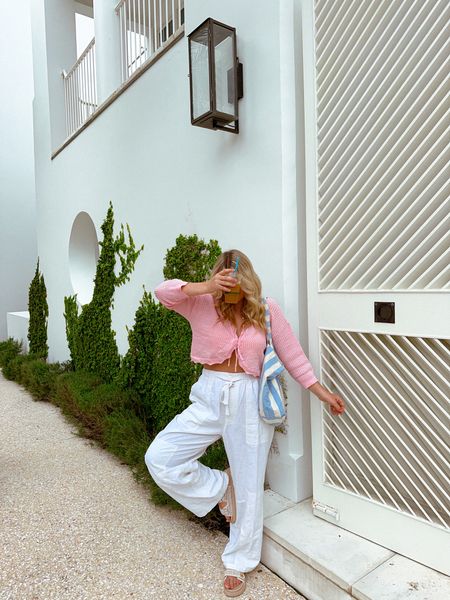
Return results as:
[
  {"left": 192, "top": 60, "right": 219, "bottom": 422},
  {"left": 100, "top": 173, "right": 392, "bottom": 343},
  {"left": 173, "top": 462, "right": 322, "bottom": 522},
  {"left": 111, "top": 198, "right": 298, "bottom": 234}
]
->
[{"left": 258, "top": 298, "right": 287, "bottom": 425}]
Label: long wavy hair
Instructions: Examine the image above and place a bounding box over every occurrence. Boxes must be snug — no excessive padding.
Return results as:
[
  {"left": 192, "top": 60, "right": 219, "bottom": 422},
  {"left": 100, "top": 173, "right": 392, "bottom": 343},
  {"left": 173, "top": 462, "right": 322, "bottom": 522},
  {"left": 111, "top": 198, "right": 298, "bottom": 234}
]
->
[{"left": 209, "top": 249, "right": 266, "bottom": 331}]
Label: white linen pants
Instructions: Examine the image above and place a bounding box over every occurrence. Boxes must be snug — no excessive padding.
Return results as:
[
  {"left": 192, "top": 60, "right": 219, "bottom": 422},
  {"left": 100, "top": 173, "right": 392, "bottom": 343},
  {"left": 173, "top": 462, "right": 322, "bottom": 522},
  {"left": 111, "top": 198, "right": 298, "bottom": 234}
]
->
[{"left": 144, "top": 368, "right": 275, "bottom": 572}]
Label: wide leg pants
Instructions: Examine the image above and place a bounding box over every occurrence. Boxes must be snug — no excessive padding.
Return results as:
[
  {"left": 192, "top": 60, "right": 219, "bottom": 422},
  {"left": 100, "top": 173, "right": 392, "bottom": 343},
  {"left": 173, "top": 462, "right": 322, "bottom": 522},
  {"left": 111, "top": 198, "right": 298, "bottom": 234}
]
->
[{"left": 144, "top": 368, "right": 275, "bottom": 572}]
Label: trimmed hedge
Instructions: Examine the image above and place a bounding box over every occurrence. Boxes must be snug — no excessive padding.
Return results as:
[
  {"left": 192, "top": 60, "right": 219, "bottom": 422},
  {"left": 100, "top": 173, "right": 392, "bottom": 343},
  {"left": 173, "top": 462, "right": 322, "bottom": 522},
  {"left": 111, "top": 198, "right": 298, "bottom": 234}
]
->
[
  {"left": 0, "top": 337, "right": 22, "bottom": 368},
  {"left": 119, "top": 234, "right": 222, "bottom": 433},
  {"left": 116, "top": 235, "right": 228, "bottom": 521},
  {"left": 64, "top": 201, "right": 143, "bottom": 382},
  {"left": 28, "top": 259, "right": 49, "bottom": 359},
  {"left": 116, "top": 288, "right": 159, "bottom": 431}
]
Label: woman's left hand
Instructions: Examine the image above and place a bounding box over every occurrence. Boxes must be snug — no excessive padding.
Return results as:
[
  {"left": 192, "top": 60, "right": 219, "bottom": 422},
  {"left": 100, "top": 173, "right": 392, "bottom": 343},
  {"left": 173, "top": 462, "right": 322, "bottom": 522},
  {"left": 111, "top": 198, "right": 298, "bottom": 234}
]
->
[
  {"left": 308, "top": 382, "right": 346, "bottom": 416},
  {"left": 326, "top": 392, "right": 346, "bottom": 416}
]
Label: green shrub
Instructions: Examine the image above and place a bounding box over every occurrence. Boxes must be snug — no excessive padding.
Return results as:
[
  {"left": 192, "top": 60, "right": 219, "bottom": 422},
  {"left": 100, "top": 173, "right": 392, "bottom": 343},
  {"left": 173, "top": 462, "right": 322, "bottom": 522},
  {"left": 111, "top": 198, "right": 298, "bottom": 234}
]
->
[
  {"left": 151, "top": 234, "right": 221, "bottom": 433},
  {"left": 0, "top": 338, "right": 22, "bottom": 369},
  {"left": 116, "top": 288, "right": 160, "bottom": 432},
  {"left": 150, "top": 308, "right": 201, "bottom": 432},
  {"left": 163, "top": 234, "right": 221, "bottom": 282},
  {"left": 19, "top": 358, "right": 61, "bottom": 401},
  {"left": 53, "top": 371, "right": 139, "bottom": 441},
  {"left": 2, "top": 353, "right": 67, "bottom": 401},
  {"left": 28, "top": 259, "right": 49, "bottom": 359},
  {"left": 2, "top": 353, "right": 34, "bottom": 382},
  {"left": 118, "top": 234, "right": 222, "bottom": 437},
  {"left": 64, "top": 201, "right": 143, "bottom": 382},
  {"left": 103, "top": 407, "right": 151, "bottom": 479}
]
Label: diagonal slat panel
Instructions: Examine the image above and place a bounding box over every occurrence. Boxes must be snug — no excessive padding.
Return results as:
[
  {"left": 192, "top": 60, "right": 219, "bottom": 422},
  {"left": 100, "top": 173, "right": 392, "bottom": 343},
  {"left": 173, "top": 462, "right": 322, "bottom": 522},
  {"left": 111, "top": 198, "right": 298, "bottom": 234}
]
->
[
  {"left": 320, "top": 330, "right": 450, "bottom": 529},
  {"left": 319, "top": 92, "right": 449, "bottom": 282},
  {"left": 314, "top": 0, "right": 450, "bottom": 290}
]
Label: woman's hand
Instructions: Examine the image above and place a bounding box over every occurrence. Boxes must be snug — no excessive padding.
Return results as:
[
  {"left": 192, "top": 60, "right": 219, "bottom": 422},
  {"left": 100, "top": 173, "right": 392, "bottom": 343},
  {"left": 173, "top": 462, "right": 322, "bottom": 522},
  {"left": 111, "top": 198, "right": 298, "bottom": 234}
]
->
[
  {"left": 325, "top": 392, "right": 346, "bottom": 416},
  {"left": 308, "top": 382, "right": 346, "bottom": 416},
  {"left": 207, "top": 268, "right": 238, "bottom": 294},
  {"left": 181, "top": 269, "right": 237, "bottom": 297}
]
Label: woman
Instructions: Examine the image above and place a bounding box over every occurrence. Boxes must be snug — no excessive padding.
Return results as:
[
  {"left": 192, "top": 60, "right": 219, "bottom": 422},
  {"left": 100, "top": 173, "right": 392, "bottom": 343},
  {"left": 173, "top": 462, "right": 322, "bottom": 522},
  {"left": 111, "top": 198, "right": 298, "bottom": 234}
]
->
[{"left": 145, "top": 250, "right": 345, "bottom": 597}]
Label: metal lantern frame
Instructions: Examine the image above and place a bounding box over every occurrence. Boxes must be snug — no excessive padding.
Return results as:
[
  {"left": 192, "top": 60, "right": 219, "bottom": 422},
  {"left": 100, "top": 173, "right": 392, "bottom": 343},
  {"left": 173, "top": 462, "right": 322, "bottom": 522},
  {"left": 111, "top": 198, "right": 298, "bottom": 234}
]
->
[{"left": 188, "top": 17, "right": 243, "bottom": 134}]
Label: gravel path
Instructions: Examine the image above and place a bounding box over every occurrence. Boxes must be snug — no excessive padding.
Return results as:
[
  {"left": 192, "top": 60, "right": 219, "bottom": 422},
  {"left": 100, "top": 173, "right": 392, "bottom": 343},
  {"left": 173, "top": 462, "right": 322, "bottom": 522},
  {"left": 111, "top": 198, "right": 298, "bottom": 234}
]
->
[{"left": 0, "top": 372, "right": 305, "bottom": 600}]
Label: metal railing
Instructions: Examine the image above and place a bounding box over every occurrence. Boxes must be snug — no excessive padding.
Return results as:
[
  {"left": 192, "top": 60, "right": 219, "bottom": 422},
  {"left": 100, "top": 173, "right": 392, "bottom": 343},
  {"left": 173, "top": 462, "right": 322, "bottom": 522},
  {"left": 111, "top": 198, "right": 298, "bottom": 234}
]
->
[
  {"left": 115, "top": 0, "right": 185, "bottom": 82},
  {"left": 62, "top": 37, "right": 98, "bottom": 138}
]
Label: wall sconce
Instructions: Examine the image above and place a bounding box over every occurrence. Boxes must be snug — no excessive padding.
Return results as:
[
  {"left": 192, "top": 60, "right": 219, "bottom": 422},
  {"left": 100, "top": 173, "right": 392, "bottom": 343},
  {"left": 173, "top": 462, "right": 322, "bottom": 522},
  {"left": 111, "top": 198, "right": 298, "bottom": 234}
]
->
[{"left": 188, "top": 18, "right": 243, "bottom": 134}]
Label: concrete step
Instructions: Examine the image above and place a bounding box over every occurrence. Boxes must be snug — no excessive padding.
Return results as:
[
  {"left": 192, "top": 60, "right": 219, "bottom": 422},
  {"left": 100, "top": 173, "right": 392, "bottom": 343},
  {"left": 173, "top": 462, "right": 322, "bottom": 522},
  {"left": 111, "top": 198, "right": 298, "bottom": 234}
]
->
[{"left": 261, "top": 490, "right": 450, "bottom": 600}]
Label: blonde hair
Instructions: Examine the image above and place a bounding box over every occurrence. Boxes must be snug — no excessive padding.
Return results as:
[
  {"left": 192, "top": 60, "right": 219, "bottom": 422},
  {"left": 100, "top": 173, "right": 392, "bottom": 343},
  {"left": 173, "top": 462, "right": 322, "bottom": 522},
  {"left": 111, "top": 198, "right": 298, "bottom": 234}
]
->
[{"left": 210, "top": 249, "right": 266, "bottom": 331}]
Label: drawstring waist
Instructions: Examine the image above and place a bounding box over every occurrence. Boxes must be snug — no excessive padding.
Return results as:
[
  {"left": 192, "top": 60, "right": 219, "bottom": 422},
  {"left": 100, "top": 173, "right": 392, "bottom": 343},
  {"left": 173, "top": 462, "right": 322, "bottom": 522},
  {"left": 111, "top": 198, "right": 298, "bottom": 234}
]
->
[
  {"left": 221, "top": 381, "right": 233, "bottom": 416},
  {"left": 200, "top": 368, "right": 258, "bottom": 417}
]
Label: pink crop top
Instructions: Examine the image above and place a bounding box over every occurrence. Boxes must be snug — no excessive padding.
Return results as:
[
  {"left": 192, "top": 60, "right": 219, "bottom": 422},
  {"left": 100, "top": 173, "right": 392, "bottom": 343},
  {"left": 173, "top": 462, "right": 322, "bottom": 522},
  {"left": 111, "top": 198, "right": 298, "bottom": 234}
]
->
[{"left": 154, "top": 279, "right": 319, "bottom": 390}]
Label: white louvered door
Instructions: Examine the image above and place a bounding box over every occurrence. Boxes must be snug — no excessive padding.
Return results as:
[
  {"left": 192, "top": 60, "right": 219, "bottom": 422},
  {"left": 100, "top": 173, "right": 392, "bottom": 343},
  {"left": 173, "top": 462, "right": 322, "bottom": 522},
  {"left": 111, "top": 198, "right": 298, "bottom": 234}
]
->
[{"left": 302, "top": 0, "right": 450, "bottom": 575}]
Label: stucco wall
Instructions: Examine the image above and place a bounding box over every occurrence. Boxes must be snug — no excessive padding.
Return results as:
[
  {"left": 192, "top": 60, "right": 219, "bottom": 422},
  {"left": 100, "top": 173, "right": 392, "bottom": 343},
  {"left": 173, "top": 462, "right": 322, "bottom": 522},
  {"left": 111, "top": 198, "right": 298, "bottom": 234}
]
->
[
  {"left": 32, "top": 0, "right": 287, "bottom": 363},
  {"left": 0, "top": 0, "right": 37, "bottom": 340}
]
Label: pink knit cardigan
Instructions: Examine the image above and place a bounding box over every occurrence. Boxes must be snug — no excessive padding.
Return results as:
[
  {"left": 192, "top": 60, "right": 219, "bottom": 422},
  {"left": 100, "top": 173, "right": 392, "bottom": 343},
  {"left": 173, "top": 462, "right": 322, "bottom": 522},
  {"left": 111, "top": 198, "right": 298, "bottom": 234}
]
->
[{"left": 154, "top": 279, "right": 319, "bottom": 390}]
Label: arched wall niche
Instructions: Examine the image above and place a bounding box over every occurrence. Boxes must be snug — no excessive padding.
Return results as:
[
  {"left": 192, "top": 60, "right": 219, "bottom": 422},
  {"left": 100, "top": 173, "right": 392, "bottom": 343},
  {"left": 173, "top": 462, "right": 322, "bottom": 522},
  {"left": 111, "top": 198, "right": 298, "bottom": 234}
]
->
[{"left": 68, "top": 211, "right": 99, "bottom": 305}]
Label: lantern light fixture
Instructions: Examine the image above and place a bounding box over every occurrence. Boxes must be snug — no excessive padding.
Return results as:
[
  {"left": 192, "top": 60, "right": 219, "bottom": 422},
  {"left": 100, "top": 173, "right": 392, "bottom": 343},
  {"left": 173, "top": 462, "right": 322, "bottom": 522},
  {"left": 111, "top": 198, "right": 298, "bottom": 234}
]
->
[{"left": 188, "top": 18, "right": 243, "bottom": 134}]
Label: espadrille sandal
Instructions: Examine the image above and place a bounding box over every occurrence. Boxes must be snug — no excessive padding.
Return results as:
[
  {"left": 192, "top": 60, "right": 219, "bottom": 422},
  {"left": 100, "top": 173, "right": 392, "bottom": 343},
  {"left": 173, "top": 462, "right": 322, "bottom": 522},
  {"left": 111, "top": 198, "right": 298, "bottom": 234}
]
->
[
  {"left": 218, "top": 467, "right": 237, "bottom": 523},
  {"left": 223, "top": 568, "right": 246, "bottom": 597}
]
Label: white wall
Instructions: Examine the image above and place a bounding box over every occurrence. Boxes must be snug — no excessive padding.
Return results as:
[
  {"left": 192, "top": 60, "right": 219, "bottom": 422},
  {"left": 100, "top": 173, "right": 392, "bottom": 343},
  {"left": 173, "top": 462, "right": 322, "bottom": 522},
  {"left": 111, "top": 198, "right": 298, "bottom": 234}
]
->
[
  {"left": 32, "top": 0, "right": 285, "bottom": 362},
  {"left": 30, "top": 0, "right": 317, "bottom": 502},
  {"left": 0, "top": 0, "right": 38, "bottom": 341}
]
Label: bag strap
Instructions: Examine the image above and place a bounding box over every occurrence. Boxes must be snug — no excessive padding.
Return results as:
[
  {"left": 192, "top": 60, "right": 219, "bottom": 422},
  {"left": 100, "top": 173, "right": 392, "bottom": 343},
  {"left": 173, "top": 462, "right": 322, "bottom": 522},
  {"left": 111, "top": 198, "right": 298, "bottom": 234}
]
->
[{"left": 262, "top": 297, "right": 273, "bottom": 345}]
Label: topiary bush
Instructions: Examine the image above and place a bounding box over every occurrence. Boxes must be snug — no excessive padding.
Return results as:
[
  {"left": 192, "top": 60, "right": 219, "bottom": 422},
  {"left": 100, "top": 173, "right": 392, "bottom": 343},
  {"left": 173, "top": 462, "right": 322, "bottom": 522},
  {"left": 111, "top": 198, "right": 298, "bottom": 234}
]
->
[
  {"left": 163, "top": 234, "right": 221, "bottom": 282},
  {"left": 53, "top": 370, "right": 138, "bottom": 440},
  {"left": 16, "top": 357, "right": 63, "bottom": 401},
  {"left": 151, "top": 234, "right": 221, "bottom": 432},
  {"left": 0, "top": 338, "right": 22, "bottom": 370},
  {"left": 1, "top": 353, "right": 34, "bottom": 382},
  {"left": 116, "top": 288, "right": 160, "bottom": 432},
  {"left": 64, "top": 201, "right": 143, "bottom": 383},
  {"left": 27, "top": 259, "right": 49, "bottom": 359},
  {"left": 150, "top": 235, "right": 230, "bottom": 527},
  {"left": 118, "top": 234, "right": 222, "bottom": 435},
  {"left": 116, "top": 233, "right": 228, "bottom": 524},
  {"left": 103, "top": 406, "right": 152, "bottom": 484},
  {"left": 1, "top": 349, "right": 68, "bottom": 402}
]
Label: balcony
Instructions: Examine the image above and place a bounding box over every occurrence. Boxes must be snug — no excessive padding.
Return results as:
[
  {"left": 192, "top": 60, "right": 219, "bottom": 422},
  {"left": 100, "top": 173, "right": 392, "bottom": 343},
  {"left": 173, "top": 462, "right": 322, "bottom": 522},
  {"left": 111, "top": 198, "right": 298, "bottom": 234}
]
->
[{"left": 60, "top": 0, "right": 185, "bottom": 143}]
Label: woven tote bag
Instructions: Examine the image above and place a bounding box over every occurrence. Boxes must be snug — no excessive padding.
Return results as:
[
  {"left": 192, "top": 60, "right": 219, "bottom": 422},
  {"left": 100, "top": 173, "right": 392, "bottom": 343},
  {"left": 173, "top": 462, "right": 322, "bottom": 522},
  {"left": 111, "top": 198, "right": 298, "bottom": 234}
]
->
[{"left": 258, "top": 298, "right": 287, "bottom": 425}]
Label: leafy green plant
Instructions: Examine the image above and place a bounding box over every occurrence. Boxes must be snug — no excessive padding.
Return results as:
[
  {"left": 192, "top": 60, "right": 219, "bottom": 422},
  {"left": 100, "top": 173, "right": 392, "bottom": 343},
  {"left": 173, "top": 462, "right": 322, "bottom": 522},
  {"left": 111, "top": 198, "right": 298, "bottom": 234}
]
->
[
  {"left": 118, "top": 234, "right": 221, "bottom": 435},
  {"left": 152, "top": 235, "right": 228, "bottom": 504},
  {"left": 0, "top": 338, "right": 22, "bottom": 369},
  {"left": 103, "top": 406, "right": 151, "bottom": 481},
  {"left": 163, "top": 234, "right": 221, "bottom": 282},
  {"left": 152, "top": 234, "right": 221, "bottom": 430},
  {"left": 1, "top": 350, "right": 67, "bottom": 402},
  {"left": 64, "top": 201, "right": 143, "bottom": 382},
  {"left": 19, "top": 358, "right": 62, "bottom": 401},
  {"left": 2, "top": 353, "right": 34, "bottom": 382},
  {"left": 28, "top": 259, "right": 49, "bottom": 359},
  {"left": 116, "top": 288, "right": 160, "bottom": 431}
]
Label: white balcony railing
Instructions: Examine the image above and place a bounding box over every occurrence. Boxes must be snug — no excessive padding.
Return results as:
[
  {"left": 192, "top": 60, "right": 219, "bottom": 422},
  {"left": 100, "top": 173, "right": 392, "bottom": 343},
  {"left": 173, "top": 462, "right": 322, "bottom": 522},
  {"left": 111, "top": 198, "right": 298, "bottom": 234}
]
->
[
  {"left": 115, "top": 0, "right": 185, "bottom": 82},
  {"left": 62, "top": 37, "right": 98, "bottom": 138}
]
